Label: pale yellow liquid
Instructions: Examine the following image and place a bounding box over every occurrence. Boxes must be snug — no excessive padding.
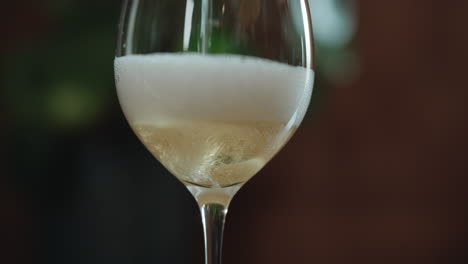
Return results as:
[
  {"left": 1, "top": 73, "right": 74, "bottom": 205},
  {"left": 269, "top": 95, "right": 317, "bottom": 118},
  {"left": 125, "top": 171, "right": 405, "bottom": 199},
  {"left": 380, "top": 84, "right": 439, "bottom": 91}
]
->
[{"left": 132, "top": 120, "right": 296, "bottom": 188}]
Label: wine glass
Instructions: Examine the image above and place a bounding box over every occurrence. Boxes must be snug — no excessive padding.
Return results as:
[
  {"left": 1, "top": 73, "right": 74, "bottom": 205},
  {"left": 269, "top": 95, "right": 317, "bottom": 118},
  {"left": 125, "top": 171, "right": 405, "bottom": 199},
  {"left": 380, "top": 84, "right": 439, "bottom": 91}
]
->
[{"left": 114, "top": 0, "right": 314, "bottom": 263}]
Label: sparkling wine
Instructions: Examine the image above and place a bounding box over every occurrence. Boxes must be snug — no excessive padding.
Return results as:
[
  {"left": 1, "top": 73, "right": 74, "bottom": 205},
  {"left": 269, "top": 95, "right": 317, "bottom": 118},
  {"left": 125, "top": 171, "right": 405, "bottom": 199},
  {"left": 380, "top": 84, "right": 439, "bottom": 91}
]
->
[
  {"left": 115, "top": 53, "right": 314, "bottom": 188},
  {"left": 133, "top": 120, "right": 296, "bottom": 187}
]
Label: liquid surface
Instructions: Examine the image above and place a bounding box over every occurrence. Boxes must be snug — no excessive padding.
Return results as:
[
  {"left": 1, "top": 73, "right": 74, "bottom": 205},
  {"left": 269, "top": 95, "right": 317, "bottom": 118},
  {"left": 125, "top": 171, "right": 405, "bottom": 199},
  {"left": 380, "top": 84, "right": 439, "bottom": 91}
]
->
[
  {"left": 115, "top": 53, "right": 314, "bottom": 188},
  {"left": 133, "top": 120, "right": 295, "bottom": 187}
]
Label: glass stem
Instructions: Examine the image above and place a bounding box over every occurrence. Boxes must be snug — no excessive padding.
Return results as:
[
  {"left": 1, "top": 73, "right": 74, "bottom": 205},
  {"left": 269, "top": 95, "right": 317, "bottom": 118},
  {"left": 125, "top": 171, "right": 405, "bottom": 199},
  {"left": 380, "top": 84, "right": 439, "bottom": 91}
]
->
[{"left": 200, "top": 203, "right": 228, "bottom": 264}]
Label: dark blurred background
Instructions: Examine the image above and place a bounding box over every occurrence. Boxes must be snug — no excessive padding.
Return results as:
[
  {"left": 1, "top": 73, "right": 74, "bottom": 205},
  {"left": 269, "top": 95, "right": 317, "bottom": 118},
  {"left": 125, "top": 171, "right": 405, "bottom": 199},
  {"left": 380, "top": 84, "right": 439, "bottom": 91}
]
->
[{"left": 2, "top": 0, "right": 468, "bottom": 263}]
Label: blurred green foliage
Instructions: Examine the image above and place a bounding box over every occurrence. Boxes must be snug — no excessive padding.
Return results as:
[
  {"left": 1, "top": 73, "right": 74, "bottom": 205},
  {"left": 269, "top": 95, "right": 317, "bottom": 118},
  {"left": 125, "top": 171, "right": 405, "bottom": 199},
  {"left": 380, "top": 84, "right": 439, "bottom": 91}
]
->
[{"left": 4, "top": 0, "right": 119, "bottom": 133}]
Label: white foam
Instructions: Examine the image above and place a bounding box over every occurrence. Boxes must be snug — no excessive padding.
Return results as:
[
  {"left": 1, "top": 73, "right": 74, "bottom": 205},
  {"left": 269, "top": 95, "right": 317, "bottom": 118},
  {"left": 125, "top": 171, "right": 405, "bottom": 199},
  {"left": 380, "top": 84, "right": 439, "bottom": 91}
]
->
[{"left": 115, "top": 53, "right": 314, "bottom": 124}]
